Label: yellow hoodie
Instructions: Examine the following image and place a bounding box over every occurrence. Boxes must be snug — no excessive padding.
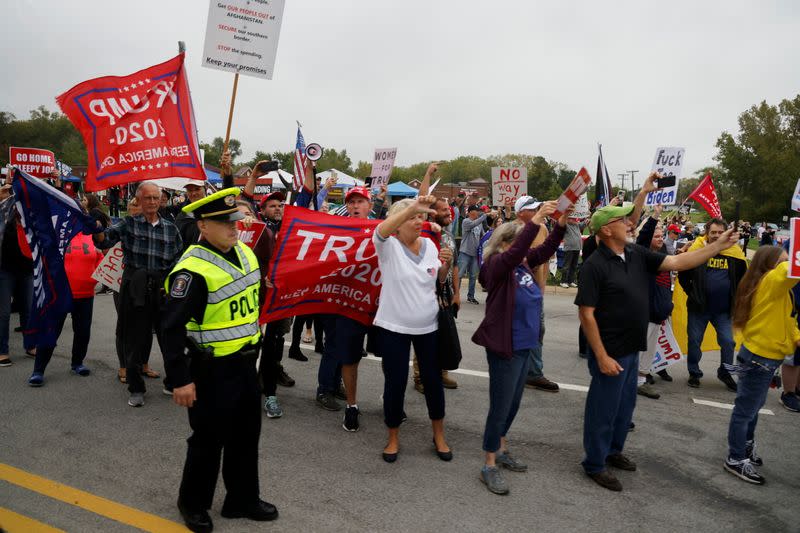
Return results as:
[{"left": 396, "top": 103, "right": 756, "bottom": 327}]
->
[
  {"left": 687, "top": 235, "right": 747, "bottom": 260},
  {"left": 739, "top": 261, "right": 800, "bottom": 360}
]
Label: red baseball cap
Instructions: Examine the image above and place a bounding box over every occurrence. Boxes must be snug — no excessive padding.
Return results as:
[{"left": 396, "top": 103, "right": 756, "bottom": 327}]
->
[
  {"left": 667, "top": 224, "right": 681, "bottom": 234},
  {"left": 259, "top": 190, "right": 286, "bottom": 207},
  {"left": 480, "top": 205, "right": 490, "bottom": 212},
  {"left": 345, "top": 186, "right": 371, "bottom": 202}
]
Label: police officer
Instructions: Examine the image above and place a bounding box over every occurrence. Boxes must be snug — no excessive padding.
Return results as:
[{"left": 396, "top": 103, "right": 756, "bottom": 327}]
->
[{"left": 161, "top": 188, "right": 278, "bottom": 532}]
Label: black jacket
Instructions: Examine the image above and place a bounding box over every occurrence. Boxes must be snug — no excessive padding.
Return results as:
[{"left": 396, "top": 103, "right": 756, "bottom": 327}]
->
[
  {"left": 678, "top": 247, "right": 747, "bottom": 314},
  {"left": 636, "top": 216, "right": 673, "bottom": 323}
]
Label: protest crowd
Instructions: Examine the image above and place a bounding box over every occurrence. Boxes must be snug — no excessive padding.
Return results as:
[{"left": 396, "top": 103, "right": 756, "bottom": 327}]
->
[{"left": 3, "top": 53, "right": 800, "bottom": 533}]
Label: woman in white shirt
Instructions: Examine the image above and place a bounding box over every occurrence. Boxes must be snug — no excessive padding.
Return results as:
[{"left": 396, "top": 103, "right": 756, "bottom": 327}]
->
[{"left": 373, "top": 195, "right": 454, "bottom": 463}]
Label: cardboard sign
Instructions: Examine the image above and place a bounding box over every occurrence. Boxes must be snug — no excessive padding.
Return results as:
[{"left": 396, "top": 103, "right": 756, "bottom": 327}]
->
[
  {"left": 9, "top": 147, "right": 56, "bottom": 178},
  {"left": 552, "top": 167, "right": 592, "bottom": 219},
  {"left": 646, "top": 147, "right": 684, "bottom": 206},
  {"left": 370, "top": 148, "right": 397, "bottom": 188},
  {"left": 792, "top": 178, "right": 800, "bottom": 212},
  {"left": 571, "top": 193, "right": 590, "bottom": 220},
  {"left": 91, "top": 243, "right": 125, "bottom": 292},
  {"left": 648, "top": 319, "right": 685, "bottom": 373},
  {"left": 789, "top": 218, "right": 800, "bottom": 279},
  {"left": 236, "top": 220, "right": 266, "bottom": 248},
  {"left": 202, "top": 0, "right": 286, "bottom": 80},
  {"left": 56, "top": 53, "right": 204, "bottom": 191},
  {"left": 491, "top": 167, "right": 528, "bottom": 207}
]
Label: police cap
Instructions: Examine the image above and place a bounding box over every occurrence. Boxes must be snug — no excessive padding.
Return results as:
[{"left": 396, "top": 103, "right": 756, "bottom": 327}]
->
[{"left": 182, "top": 187, "right": 245, "bottom": 222}]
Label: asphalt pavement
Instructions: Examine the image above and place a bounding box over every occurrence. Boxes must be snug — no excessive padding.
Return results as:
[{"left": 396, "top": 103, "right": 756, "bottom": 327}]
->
[{"left": 1, "top": 285, "right": 798, "bottom": 532}]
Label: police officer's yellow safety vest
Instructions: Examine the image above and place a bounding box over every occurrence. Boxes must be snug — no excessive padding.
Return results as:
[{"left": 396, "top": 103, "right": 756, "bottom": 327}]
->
[{"left": 167, "top": 242, "right": 261, "bottom": 357}]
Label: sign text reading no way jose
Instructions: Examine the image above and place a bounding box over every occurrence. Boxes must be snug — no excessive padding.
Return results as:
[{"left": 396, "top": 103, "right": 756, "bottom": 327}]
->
[
  {"left": 491, "top": 167, "right": 527, "bottom": 207},
  {"left": 202, "top": 0, "right": 286, "bottom": 80}
]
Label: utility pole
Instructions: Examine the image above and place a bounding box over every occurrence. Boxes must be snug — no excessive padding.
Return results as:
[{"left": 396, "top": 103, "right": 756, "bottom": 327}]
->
[
  {"left": 617, "top": 173, "right": 627, "bottom": 192},
  {"left": 627, "top": 170, "right": 639, "bottom": 201}
]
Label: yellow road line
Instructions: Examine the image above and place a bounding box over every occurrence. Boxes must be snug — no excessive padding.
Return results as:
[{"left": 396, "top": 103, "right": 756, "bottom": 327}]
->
[
  {"left": 0, "top": 506, "right": 66, "bottom": 533},
  {"left": 0, "top": 463, "right": 188, "bottom": 533}
]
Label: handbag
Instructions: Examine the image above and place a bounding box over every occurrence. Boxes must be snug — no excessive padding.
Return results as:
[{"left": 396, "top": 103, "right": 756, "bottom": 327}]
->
[{"left": 436, "top": 281, "right": 462, "bottom": 370}]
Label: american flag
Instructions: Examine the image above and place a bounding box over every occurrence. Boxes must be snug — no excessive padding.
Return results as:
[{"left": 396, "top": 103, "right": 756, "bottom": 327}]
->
[{"left": 293, "top": 127, "right": 307, "bottom": 191}]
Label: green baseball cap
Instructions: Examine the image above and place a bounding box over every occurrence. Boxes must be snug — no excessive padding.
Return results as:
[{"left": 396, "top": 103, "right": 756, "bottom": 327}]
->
[{"left": 590, "top": 204, "right": 635, "bottom": 233}]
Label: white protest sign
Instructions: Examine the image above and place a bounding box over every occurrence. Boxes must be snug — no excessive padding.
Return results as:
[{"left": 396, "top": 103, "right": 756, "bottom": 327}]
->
[
  {"left": 370, "top": 148, "right": 397, "bottom": 188},
  {"left": 645, "top": 147, "right": 684, "bottom": 206},
  {"left": 792, "top": 178, "right": 800, "bottom": 212},
  {"left": 648, "top": 319, "right": 685, "bottom": 374},
  {"left": 491, "top": 167, "right": 527, "bottom": 207},
  {"left": 91, "top": 243, "right": 124, "bottom": 292},
  {"left": 571, "top": 193, "right": 590, "bottom": 219},
  {"left": 202, "top": 0, "right": 286, "bottom": 80}
]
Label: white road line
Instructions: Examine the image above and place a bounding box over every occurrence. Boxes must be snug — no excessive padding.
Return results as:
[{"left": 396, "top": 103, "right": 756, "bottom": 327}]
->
[
  {"left": 692, "top": 398, "right": 774, "bottom": 416},
  {"left": 286, "top": 342, "right": 776, "bottom": 413}
]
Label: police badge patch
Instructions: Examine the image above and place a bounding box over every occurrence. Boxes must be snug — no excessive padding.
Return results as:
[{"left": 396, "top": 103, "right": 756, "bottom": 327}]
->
[{"left": 170, "top": 273, "right": 192, "bottom": 298}]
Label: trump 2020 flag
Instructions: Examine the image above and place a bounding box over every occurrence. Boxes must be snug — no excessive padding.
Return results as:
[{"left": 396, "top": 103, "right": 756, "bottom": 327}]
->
[
  {"left": 56, "top": 53, "right": 204, "bottom": 192},
  {"left": 11, "top": 168, "right": 96, "bottom": 346}
]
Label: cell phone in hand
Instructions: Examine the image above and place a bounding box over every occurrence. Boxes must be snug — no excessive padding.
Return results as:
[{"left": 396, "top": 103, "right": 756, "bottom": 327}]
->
[
  {"left": 256, "top": 161, "right": 280, "bottom": 174},
  {"left": 365, "top": 176, "right": 373, "bottom": 187}
]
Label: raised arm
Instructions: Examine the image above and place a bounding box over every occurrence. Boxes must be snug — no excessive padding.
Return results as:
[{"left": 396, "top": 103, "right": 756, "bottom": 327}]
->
[
  {"left": 526, "top": 206, "right": 573, "bottom": 267},
  {"left": 660, "top": 228, "right": 739, "bottom": 272},
  {"left": 376, "top": 195, "right": 437, "bottom": 239},
  {"left": 417, "top": 163, "right": 438, "bottom": 196},
  {"left": 631, "top": 172, "right": 658, "bottom": 225}
]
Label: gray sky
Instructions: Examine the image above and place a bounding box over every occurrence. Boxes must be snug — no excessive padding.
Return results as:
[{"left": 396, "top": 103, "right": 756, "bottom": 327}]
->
[{"left": 3, "top": 0, "right": 799, "bottom": 188}]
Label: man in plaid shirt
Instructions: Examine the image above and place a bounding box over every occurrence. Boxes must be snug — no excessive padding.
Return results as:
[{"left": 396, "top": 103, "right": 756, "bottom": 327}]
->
[{"left": 94, "top": 181, "right": 183, "bottom": 407}]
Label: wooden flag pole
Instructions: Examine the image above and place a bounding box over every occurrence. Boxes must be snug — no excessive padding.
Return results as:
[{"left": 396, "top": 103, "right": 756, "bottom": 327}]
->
[{"left": 223, "top": 72, "right": 240, "bottom": 153}]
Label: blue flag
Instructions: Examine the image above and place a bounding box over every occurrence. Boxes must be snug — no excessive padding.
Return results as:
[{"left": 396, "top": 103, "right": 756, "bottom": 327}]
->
[{"left": 11, "top": 168, "right": 96, "bottom": 347}]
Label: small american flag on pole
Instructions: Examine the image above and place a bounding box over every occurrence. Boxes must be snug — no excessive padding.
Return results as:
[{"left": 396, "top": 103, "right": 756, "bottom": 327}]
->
[{"left": 293, "top": 126, "right": 307, "bottom": 191}]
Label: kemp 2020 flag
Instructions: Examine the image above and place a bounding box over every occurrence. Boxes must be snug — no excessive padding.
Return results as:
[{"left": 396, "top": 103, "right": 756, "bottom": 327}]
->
[
  {"left": 261, "top": 206, "right": 382, "bottom": 326},
  {"left": 11, "top": 169, "right": 97, "bottom": 346},
  {"left": 57, "top": 53, "right": 204, "bottom": 191}
]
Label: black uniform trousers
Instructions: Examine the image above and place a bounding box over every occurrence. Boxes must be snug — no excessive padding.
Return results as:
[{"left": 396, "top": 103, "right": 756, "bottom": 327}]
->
[{"left": 180, "top": 351, "right": 262, "bottom": 511}]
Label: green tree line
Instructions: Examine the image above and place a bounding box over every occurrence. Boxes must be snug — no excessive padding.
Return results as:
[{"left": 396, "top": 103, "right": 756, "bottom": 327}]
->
[{"left": 3, "top": 94, "right": 799, "bottom": 222}]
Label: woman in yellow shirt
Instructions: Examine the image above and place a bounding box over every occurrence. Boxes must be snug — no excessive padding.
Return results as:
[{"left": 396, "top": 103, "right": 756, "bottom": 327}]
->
[{"left": 725, "top": 245, "right": 800, "bottom": 485}]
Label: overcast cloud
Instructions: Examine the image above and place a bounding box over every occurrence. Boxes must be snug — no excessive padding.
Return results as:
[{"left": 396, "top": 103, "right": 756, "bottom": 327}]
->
[{"left": 2, "top": 0, "right": 798, "bottom": 186}]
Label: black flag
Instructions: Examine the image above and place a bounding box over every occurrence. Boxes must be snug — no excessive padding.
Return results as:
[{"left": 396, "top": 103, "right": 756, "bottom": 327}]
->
[{"left": 594, "top": 144, "right": 613, "bottom": 209}]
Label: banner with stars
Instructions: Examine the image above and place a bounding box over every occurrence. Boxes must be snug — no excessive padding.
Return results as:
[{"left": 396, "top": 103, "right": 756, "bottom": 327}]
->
[
  {"left": 261, "top": 205, "right": 382, "bottom": 326},
  {"left": 56, "top": 53, "right": 204, "bottom": 191}
]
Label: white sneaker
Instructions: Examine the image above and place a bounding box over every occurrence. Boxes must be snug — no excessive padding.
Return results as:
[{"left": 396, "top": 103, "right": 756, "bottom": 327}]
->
[
  {"left": 559, "top": 283, "right": 569, "bottom": 289},
  {"left": 569, "top": 283, "right": 578, "bottom": 288}
]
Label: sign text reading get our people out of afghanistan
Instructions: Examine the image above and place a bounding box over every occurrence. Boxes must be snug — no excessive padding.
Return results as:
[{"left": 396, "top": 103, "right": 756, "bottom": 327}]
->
[
  {"left": 57, "top": 53, "right": 204, "bottom": 191},
  {"left": 202, "top": 0, "right": 286, "bottom": 80}
]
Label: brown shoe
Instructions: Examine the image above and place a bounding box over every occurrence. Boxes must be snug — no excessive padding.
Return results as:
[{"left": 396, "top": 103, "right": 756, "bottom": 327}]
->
[
  {"left": 526, "top": 376, "right": 559, "bottom": 392},
  {"left": 441, "top": 372, "right": 458, "bottom": 389},
  {"left": 586, "top": 469, "right": 622, "bottom": 491},
  {"left": 117, "top": 368, "right": 127, "bottom": 384},
  {"left": 606, "top": 453, "right": 637, "bottom": 471}
]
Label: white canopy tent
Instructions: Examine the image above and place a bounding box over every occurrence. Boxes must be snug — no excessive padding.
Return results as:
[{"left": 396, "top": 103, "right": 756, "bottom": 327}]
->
[{"left": 316, "top": 169, "right": 364, "bottom": 188}]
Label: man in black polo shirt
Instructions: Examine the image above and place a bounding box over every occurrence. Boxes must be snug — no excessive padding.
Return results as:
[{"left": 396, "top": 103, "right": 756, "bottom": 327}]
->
[{"left": 575, "top": 198, "right": 738, "bottom": 491}]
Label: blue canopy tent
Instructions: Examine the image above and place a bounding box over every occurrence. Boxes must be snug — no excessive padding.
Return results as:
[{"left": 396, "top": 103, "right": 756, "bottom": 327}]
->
[
  {"left": 387, "top": 181, "right": 418, "bottom": 197},
  {"left": 205, "top": 168, "right": 222, "bottom": 184}
]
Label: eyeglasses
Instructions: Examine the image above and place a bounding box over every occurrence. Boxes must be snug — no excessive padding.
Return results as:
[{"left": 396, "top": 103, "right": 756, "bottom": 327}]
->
[{"left": 604, "top": 216, "right": 630, "bottom": 227}]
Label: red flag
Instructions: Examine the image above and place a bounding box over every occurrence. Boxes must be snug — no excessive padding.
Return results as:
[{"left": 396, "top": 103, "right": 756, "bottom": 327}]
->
[
  {"left": 56, "top": 53, "right": 204, "bottom": 191},
  {"left": 261, "top": 206, "right": 381, "bottom": 325},
  {"left": 688, "top": 173, "right": 722, "bottom": 218}
]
